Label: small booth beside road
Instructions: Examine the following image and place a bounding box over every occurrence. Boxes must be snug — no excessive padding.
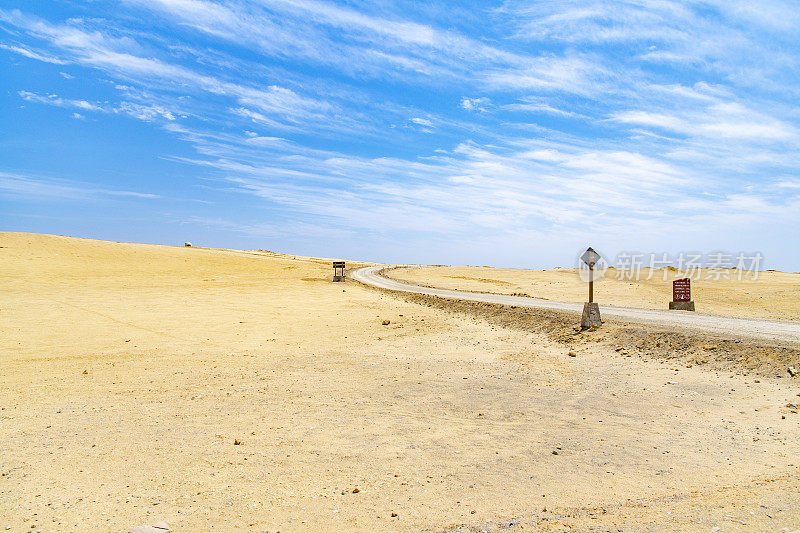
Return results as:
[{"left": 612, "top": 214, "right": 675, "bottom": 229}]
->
[{"left": 332, "top": 261, "right": 346, "bottom": 282}]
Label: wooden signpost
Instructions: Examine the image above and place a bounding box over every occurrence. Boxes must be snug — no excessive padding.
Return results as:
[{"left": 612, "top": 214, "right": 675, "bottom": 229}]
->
[
  {"left": 580, "top": 247, "right": 602, "bottom": 328},
  {"left": 669, "top": 277, "right": 695, "bottom": 311},
  {"left": 332, "top": 261, "right": 346, "bottom": 282}
]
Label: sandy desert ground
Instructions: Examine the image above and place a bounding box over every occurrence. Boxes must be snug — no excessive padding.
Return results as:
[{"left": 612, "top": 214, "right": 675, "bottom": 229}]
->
[
  {"left": 387, "top": 265, "right": 800, "bottom": 322},
  {"left": 1, "top": 233, "right": 800, "bottom": 532}
]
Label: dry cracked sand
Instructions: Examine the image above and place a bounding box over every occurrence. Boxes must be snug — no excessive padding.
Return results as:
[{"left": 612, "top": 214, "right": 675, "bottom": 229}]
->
[{"left": 1, "top": 233, "right": 799, "bottom": 532}]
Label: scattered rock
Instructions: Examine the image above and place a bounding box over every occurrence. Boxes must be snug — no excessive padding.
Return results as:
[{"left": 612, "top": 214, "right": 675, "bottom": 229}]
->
[
  {"left": 568, "top": 351, "right": 577, "bottom": 357},
  {"left": 381, "top": 320, "right": 390, "bottom": 325},
  {"left": 789, "top": 366, "right": 797, "bottom": 377},
  {"left": 82, "top": 370, "right": 88, "bottom": 375},
  {"left": 391, "top": 512, "right": 398, "bottom": 518},
  {"left": 702, "top": 345, "right": 717, "bottom": 351},
  {"left": 551, "top": 450, "right": 558, "bottom": 455},
  {"left": 234, "top": 439, "right": 242, "bottom": 445},
  {"left": 352, "top": 488, "right": 360, "bottom": 493}
]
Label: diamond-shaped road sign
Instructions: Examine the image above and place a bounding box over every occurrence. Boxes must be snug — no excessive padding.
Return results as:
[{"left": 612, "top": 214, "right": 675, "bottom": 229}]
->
[{"left": 580, "top": 247, "right": 600, "bottom": 267}]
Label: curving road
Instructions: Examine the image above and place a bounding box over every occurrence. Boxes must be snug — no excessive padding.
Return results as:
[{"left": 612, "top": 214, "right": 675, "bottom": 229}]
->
[{"left": 351, "top": 266, "right": 800, "bottom": 345}]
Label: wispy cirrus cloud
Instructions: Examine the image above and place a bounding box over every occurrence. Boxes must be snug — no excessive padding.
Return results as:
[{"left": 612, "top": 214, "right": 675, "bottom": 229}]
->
[
  {"left": 18, "top": 90, "right": 102, "bottom": 111},
  {"left": 1, "top": 9, "right": 339, "bottom": 130},
  {"left": 503, "top": 0, "right": 800, "bottom": 94},
  {"left": 120, "top": 0, "right": 612, "bottom": 97},
  {"left": 0, "top": 42, "right": 66, "bottom": 63},
  {"left": 0, "top": 172, "right": 160, "bottom": 199},
  {"left": 612, "top": 108, "right": 798, "bottom": 141},
  {"left": 153, "top": 119, "right": 795, "bottom": 248},
  {"left": 17, "top": 89, "right": 181, "bottom": 122}
]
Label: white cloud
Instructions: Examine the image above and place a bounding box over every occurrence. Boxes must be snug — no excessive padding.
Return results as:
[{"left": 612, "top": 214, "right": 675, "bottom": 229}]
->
[
  {"left": 18, "top": 90, "right": 103, "bottom": 111},
  {"left": 611, "top": 100, "right": 798, "bottom": 142},
  {"left": 483, "top": 55, "right": 609, "bottom": 95},
  {"left": 0, "top": 172, "right": 160, "bottom": 199},
  {"left": 611, "top": 111, "right": 687, "bottom": 132},
  {"left": 0, "top": 43, "right": 66, "bottom": 64},
  {"left": 115, "top": 102, "right": 176, "bottom": 121},
  {"left": 502, "top": 100, "right": 582, "bottom": 118},
  {"left": 2, "top": 10, "right": 337, "bottom": 131},
  {"left": 460, "top": 97, "right": 490, "bottom": 112},
  {"left": 18, "top": 90, "right": 182, "bottom": 124}
]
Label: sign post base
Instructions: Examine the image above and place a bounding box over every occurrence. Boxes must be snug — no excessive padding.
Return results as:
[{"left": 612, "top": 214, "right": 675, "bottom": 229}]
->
[
  {"left": 669, "top": 301, "right": 695, "bottom": 311},
  {"left": 581, "top": 302, "right": 602, "bottom": 329}
]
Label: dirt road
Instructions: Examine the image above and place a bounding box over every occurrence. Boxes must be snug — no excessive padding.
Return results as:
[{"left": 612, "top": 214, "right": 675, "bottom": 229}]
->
[{"left": 352, "top": 266, "right": 800, "bottom": 345}]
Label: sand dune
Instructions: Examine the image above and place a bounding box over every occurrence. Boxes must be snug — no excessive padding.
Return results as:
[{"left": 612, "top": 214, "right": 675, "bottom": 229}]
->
[{"left": 1, "top": 233, "right": 799, "bottom": 532}]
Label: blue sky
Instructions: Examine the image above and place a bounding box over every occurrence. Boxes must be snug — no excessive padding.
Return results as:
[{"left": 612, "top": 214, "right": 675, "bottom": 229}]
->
[{"left": 1, "top": 1, "right": 799, "bottom": 269}]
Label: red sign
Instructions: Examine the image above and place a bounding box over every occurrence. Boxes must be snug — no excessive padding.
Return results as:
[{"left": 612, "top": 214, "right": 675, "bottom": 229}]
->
[{"left": 673, "top": 278, "right": 691, "bottom": 302}]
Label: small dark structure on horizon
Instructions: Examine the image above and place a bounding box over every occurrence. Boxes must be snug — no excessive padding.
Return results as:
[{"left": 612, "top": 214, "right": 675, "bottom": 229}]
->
[{"left": 333, "top": 261, "right": 346, "bottom": 282}]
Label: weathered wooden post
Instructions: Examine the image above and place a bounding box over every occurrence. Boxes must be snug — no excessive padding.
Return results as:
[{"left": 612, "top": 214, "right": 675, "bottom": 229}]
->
[
  {"left": 669, "top": 277, "right": 695, "bottom": 311},
  {"left": 580, "top": 247, "right": 602, "bottom": 328},
  {"left": 332, "top": 261, "right": 346, "bottom": 282}
]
